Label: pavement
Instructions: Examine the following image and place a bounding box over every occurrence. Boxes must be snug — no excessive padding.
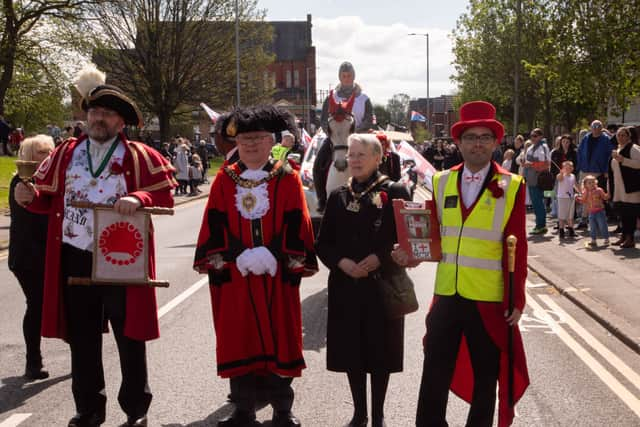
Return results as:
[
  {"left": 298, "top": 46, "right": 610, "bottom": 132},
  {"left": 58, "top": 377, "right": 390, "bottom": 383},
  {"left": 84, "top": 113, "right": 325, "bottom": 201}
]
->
[
  {"left": 1, "top": 183, "right": 639, "bottom": 355},
  {"left": 525, "top": 211, "right": 640, "bottom": 353}
]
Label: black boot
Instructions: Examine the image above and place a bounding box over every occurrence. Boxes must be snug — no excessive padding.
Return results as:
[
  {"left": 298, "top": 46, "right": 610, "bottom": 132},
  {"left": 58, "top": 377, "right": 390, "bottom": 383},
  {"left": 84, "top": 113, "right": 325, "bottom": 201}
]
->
[
  {"left": 217, "top": 410, "right": 260, "bottom": 427},
  {"left": 118, "top": 415, "right": 148, "bottom": 427},
  {"left": 272, "top": 410, "right": 301, "bottom": 427},
  {"left": 67, "top": 411, "right": 105, "bottom": 427},
  {"left": 558, "top": 227, "right": 565, "bottom": 239},
  {"left": 24, "top": 363, "right": 49, "bottom": 381}
]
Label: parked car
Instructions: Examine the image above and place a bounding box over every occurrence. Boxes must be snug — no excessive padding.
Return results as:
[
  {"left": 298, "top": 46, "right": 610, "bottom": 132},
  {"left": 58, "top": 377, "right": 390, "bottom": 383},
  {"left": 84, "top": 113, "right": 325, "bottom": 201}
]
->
[
  {"left": 300, "top": 131, "right": 325, "bottom": 188},
  {"left": 300, "top": 131, "right": 326, "bottom": 236}
]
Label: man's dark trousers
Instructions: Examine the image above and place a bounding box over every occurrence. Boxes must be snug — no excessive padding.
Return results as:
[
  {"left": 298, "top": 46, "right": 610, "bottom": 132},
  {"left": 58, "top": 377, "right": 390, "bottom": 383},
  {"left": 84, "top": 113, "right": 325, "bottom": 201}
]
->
[
  {"left": 416, "top": 295, "right": 500, "bottom": 427},
  {"left": 61, "top": 244, "right": 152, "bottom": 419},
  {"left": 230, "top": 373, "right": 294, "bottom": 417}
]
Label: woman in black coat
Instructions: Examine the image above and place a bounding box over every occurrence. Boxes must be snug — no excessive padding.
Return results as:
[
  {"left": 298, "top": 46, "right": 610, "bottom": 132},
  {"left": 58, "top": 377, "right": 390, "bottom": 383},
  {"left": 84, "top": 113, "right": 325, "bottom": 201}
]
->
[
  {"left": 316, "top": 133, "right": 411, "bottom": 427},
  {"left": 9, "top": 134, "right": 54, "bottom": 380}
]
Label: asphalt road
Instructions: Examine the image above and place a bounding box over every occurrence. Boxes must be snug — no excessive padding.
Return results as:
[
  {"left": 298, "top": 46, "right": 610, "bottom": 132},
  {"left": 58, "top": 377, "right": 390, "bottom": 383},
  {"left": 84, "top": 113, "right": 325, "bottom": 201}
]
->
[{"left": 1, "top": 198, "right": 639, "bottom": 426}]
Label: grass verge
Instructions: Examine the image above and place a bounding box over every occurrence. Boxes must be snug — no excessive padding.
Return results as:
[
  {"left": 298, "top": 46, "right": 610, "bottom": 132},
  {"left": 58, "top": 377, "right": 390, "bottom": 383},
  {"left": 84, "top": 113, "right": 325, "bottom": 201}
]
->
[
  {"left": 0, "top": 156, "right": 16, "bottom": 210},
  {"left": 0, "top": 156, "right": 224, "bottom": 211}
]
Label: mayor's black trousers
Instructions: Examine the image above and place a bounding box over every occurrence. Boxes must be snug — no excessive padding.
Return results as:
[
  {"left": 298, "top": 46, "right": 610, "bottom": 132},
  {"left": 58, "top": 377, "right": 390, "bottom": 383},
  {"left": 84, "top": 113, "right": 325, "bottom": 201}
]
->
[
  {"left": 230, "top": 373, "right": 294, "bottom": 416},
  {"left": 61, "top": 243, "right": 152, "bottom": 419},
  {"left": 416, "top": 295, "right": 500, "bottom": 427}
]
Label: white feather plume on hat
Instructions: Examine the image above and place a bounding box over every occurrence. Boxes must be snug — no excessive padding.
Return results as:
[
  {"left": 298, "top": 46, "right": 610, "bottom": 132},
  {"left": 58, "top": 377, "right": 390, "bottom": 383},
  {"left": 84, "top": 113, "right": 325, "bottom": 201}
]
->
[{"left": 74, "top": 64, "right": 106, "bottom": 99}]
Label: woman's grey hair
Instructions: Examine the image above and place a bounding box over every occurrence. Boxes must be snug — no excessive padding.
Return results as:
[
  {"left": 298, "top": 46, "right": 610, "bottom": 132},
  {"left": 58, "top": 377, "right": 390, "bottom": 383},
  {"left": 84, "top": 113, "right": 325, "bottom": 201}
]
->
[
  {"left": 18, "top": 134, "right": 54, "bottom": 161},
  {"left": 347, "top": 133, "right": 382, "bottom": 157}
]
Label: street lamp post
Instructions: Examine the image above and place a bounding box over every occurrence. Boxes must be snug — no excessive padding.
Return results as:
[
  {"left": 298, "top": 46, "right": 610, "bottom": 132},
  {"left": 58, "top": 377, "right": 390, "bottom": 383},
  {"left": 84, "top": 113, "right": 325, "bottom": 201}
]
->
[
  {"left": 306, "top": 67, "right": 311, "bottom": 133},
  {"left": 305, "top": 67, "right": 318, "bottom": 133},
  {"left": 408, "top": 32, "right": 429, "bottom": 133}
]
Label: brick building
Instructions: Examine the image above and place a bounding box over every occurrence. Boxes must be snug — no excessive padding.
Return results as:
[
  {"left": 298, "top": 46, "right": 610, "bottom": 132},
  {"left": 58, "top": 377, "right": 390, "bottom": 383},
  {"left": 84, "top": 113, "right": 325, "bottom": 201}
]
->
[
  {"left": 409, "top": 95, "right": 457, "bottom": 139},
  {"left": 78, "top": 15, "right": 317, "bottom": 140},
  {"left": 266, "top": 15, "right": 317, "bottom": 128}
]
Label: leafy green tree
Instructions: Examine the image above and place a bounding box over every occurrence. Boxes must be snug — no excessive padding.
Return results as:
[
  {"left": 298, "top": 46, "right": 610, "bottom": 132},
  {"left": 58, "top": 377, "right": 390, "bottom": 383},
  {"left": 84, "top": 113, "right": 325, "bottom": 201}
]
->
[
  {"left": 372, "top": 104, "right": 390, "bottom": 129},
  {"left": 4, "top": 60, "right": 66, "bottom": 134},
  {"left": 412, "top": 125, "right": 430, "bottom": 144},
  {"left": 0, "top": 0, "right": 94, "bottom": 115},
  {"left": 87, "top": 0, "right": 274, "bottom": 142},
  {"left": 387, "top": 93, "right": 410, "bottom": 127},
  {"left": 452, "top": 0, "right": 640, "bottom": 135}
]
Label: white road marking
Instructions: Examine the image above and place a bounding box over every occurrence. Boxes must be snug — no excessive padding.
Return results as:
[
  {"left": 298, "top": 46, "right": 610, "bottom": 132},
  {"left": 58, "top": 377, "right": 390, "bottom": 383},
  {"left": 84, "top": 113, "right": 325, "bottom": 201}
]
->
[
  {"left": 539, "top": 294, "right": 640, "bottom": 393},
  {"left": 527, "top": 293, "right": 640, "bottom": 418},
  {"left": 157, "top": 276, "right": 208, "bottom": 319},
  {"left": 0, "top": 414, "right": 31, "bottom": 427},
  {"left": 525, "top": 282, "right": 547, "bottom": 288}
]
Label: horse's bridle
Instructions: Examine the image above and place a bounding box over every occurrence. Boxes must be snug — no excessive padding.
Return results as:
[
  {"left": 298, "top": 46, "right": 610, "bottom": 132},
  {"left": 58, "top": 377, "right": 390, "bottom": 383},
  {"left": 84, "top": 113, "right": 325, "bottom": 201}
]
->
[
  {"left": 328, "top": 113, "right": 353, "bottom": 172},
  {"left": 332, "top": 145, "right": 349, "bottom": 171}
]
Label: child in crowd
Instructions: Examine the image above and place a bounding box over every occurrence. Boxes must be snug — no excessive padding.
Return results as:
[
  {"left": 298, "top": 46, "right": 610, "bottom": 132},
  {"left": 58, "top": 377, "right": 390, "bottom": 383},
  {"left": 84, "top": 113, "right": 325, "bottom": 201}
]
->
[
  {"left": 501, "top": 148, "right": 515, "bottom": 171},
  {"left": 577, "top": 174, "right": 610, "bottom": 247},
  {"left": 188, "top": 153, "right": 204, "bottom": 196},
  {"left": 555, "top": 160, "right": 578, "bottom": 239}
]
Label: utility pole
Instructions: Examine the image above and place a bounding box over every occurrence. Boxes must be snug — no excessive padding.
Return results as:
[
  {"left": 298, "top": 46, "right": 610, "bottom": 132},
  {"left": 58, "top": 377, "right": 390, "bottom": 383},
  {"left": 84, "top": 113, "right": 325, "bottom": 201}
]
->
[
  {"left": 513, "top": 0, "right": 522, "bottom": 138},
  {"left": 306, "top": 67, "right": 311, "bottom": 132},
  {"left": 235, "top": 0, "right": 241, "bottom": 106},
  {"left": 408, "top": 33, "right": 429, "bottom": 133}
]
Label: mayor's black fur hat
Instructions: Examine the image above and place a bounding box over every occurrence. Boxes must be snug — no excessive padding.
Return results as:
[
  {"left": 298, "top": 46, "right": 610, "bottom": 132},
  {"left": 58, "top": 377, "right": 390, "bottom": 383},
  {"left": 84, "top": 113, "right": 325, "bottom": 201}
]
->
[{"left": 225, "top": 105, "right": 297, "bottom": 140}]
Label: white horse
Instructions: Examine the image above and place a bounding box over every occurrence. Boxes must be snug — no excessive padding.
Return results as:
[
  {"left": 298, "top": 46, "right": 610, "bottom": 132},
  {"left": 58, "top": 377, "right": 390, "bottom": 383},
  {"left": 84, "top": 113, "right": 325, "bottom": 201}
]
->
[{"left": 325, "top": 91, "right": 356, "bottom": 198}]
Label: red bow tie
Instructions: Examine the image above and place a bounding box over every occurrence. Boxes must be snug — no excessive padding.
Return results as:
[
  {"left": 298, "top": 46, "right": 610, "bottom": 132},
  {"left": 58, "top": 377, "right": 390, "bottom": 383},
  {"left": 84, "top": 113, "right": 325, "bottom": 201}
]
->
[{"left": 464, "top": 174, "right": 482, "bottom": 183}]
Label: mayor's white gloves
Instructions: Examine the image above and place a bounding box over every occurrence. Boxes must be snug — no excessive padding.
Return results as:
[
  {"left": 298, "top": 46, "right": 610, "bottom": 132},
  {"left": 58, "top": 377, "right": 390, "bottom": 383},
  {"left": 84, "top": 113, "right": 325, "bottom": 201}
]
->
[{"left": 236, "top": 246, "right": 277, "bottom": 277}]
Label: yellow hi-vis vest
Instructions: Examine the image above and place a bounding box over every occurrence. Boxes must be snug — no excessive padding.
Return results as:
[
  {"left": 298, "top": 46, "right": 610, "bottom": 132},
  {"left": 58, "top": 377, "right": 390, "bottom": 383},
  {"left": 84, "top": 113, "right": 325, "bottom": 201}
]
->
[{"left": 433, "top": 169, "right": 523, "bottom": 302}]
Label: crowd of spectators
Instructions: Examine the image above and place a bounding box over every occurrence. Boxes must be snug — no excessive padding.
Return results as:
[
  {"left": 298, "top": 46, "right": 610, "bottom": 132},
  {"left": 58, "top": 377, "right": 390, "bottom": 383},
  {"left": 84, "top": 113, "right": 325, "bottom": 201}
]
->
[
  {"left": 453, "top": 121, "right": 640, "bottom": 248},
  {"left": 420, "top": 138, "right": 462, "bottom": 171}
]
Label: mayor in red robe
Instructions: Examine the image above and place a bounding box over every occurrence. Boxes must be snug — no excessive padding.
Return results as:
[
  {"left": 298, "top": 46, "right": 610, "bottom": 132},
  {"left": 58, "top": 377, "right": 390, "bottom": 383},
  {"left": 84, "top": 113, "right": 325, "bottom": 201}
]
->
[
  {"left": 194, "top": 106, "right": 317, "bottom": 427},
  {"left": 15, "top": 66, "right": 175, "bottom": 427}
]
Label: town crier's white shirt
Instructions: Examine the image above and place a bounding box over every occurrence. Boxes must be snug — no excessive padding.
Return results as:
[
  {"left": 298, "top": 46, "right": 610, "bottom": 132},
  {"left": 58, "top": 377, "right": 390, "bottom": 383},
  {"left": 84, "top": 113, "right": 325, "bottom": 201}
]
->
[{"left": 62, "top": 137, "right": 128, "bottom": 251}]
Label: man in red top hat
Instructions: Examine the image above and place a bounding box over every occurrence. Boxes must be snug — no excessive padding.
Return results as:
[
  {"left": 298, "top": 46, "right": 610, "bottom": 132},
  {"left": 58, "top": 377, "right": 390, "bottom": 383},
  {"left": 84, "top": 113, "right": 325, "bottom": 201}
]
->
[
  {"left": 14, "top": 65, "right": 176, "bottom": 427},
  {"left": 394, "top": 101, "right": 529, "bottom": 427}
]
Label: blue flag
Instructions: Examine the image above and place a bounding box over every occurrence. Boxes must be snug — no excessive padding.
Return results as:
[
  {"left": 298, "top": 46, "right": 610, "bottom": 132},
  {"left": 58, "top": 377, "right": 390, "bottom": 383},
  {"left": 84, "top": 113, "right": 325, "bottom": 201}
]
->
[{"left": 411, "top": 110, "right": 427, "bottom": 122}]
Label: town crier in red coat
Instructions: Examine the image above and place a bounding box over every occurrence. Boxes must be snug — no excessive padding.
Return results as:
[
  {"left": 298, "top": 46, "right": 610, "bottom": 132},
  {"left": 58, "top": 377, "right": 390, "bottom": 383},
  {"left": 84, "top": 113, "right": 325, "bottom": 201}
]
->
[
  {"left": 194, "top": 105, "right": 318, "bottom": 427},
  {"left": 14, "top": 65, "right": 176, "bottom": 427},
  {"left": 392, "top": 101, "right": 529, "bottom": 427}
]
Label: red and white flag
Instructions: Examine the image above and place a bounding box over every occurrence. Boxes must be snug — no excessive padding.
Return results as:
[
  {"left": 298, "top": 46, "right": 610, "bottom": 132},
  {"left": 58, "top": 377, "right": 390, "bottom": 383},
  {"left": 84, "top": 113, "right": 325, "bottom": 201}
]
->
[
  {"left": 396, "top": 140, "right": 437, "bottom": 191},
  {"left": 200, "top": 103, "right": 220, "bottom": 123},
  {"left": 301, "top": 128, "right": 312, "bottom": 148}
]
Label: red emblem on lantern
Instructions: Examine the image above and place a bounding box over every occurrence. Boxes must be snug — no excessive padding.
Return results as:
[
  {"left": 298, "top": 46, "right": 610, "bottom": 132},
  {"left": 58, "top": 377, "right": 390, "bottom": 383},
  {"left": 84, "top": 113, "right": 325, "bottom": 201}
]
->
[{"left": 98, "top": 221, "right": 144, "bottom": 266}]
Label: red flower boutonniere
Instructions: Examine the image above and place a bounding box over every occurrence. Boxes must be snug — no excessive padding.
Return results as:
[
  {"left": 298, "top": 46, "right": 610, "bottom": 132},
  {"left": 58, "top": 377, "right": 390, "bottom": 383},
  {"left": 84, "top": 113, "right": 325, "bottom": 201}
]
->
[
  {"left": 371, "top": 191, "right": 388, "bottom": 209},
  {"left": 487, "top": 179, "right": 506, "bottom": 198},
  {"left": 106, "top": 162, "right": 124, "bottom": 179}
]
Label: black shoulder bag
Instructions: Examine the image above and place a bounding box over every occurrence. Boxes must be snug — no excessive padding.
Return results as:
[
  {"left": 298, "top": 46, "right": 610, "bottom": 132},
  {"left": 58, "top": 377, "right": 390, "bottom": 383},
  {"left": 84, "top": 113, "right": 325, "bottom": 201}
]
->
[{"left": 373, "top": 181, "right": 419, "bottom": 319}]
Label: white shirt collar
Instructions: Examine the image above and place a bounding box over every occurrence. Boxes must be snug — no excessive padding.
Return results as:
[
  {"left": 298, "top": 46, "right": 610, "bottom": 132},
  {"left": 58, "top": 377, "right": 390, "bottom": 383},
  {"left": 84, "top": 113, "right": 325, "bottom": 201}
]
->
[
  {"left": 462, "top": 162, "right": 491, "bottom": 183},
  {"left": 88, "top": 135, "right": 118, "bottom": 147}
]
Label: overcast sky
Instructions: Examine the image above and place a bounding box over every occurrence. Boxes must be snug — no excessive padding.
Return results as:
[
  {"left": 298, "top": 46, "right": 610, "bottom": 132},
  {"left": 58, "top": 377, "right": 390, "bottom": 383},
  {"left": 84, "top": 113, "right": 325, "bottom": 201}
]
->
[{"left": 257, "top": 0, "right": 470, "bottom": 106}]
